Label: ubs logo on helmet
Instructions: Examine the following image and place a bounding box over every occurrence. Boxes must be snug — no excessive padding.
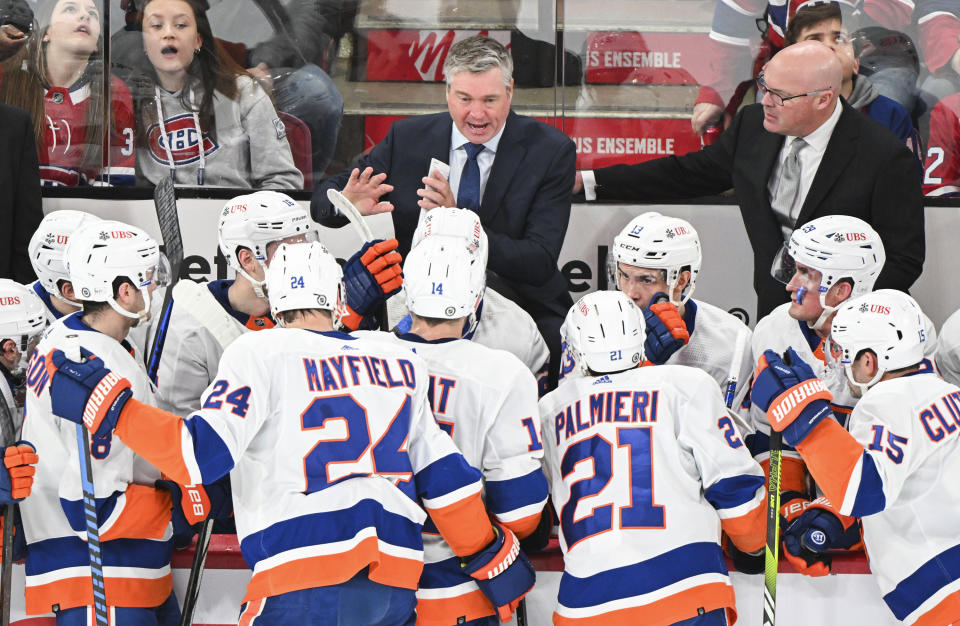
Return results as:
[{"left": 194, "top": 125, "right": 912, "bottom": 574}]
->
[
  {"left": 147, "top": 115, "right": 219, "bottom": 166},
  {"left": 0, "top": 297, "right": 21, "bottom": 306},
  {"left": 223, "top": 204, "right": 248, "bottom": 215},
  {"left": 859, "top": 303, "right": 890, "bottom": 315}
]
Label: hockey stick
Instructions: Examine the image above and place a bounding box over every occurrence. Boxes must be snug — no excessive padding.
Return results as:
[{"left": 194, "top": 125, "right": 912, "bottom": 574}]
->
[
  {"left": 326, "top": 189, "right": 389, "bottom": 331},
  {"left": 146, "top": 177, "right": 184, "bottom": 385},
  {"left": 0, "top": 395, "right": 17, "bottom": 626},
  {"left": 64, "top": 334, "right": 109, "bottom": 626},
  {"left": 179, "top": 518, "right": 213, "bottom": 626},
  {"left": 762, "top": 351, "right": 788, "bottom": 626},
  {"left": 172, "top": 281, "right": 242, "bottom": 626}
]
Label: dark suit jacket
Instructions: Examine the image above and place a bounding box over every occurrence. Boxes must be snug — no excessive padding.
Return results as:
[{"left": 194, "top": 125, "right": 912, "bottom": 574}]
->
[
  {"left": 0, "top": 104, "right": 41, "bottom": 283},
  {"left": 313, "top": 111, "right": 577, "bottom": 320},
  {"left": 593, "top": 100, "right": 925, "bottom": 318}
]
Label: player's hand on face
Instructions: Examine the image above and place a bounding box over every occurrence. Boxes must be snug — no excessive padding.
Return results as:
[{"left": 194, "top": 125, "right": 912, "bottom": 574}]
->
[
  {"left": 342, "top": 167, "right": 395, "bottom": 216},
  {"left": 417, "top": 168, "right": 455, "bottom": 210},
  {"left": 691, "top": 102, "right": 724, "bottom": 135}
]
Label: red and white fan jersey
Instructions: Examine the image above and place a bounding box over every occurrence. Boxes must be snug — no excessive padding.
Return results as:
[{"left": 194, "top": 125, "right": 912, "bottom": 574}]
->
[{"left": 40, "top": 76, "right": 135, "bottom": 187}]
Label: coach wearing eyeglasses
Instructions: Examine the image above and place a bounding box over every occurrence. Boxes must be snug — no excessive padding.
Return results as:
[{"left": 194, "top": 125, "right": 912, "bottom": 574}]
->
[{"left": 575, "top": 41, "right": 923, "bottom": 319}]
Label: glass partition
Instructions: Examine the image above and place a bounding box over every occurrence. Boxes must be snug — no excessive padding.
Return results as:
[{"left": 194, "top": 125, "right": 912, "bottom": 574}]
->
[{"left": 0, "top": 0, "right": 954, "bottom": 196}]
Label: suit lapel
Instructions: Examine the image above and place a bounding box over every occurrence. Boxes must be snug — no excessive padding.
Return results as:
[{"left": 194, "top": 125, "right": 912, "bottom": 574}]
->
[
  {"left": 797, "top": 102, "right": 857, "bottom": 225},
  {"left": 426, "top": 115, "right": 453, "bottom": 170},
  {"left": 481, "top": 111, "right": 526, "bottom": 223}
]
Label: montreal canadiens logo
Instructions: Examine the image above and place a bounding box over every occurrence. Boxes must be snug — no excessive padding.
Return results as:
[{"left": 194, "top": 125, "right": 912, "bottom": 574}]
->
[{"left": 147, "top": 114, "right": 219, "bottom": 166}]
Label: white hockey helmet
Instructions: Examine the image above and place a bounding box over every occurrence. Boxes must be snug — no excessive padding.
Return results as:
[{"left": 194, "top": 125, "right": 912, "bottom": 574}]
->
[
  {"left": 830, "top": 289, "right": 926, "bottom": 395},
  {"left": 565, "top": 291, "right": 646, "bottom": 375},
  {"left": 265, "top": 242, "right": 343, "bottom": 325},
  {"left": 404, "top": 235, "right": 486, "bottom": 324},
  {"left": 217, "top": 191, "right": 317, "bottom": 298},
  {"left": 28, "top": 210, "right": 102, "bottom": 306},
  {"left": 772, "top": 215, "right": 885, "bottom": 330},
  {"left": 0, "top": 279, "right": 47, "bottom": 372},
  {"left": 64, "top": 220, "right": 170, "bottom": 322},
  {"left": 610, "top": 212, "right": 702, "bottom": 306},
  {"left": 412, "top": 207, "right": 488, "bottom": 268}
]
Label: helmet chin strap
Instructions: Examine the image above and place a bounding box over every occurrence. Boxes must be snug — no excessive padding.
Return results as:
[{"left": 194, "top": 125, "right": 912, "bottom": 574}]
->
[
  {"left": 808, "top": 292, "right": 835, "bottom": 333},
  {"left": 106, "top": 284, "right": 153, "bottom": 324},
  {"left": 844, "top": 363, "right": 884, "bottom": 397},
  {"left": 237, "top": 262, "right": 269, "bottom": 299},
  {"left": 672, "top": 277, "right": 695, "bottom": 307}
]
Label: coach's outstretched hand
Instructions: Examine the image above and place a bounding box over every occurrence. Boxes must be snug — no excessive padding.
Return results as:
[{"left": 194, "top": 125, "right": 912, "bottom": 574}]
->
[
  {"left": 461, "top": 519, "right": 536, "bottom": 621},
  {"left": 48, "top": 348, "right": 132, "bottom": 438},
  {"left": 341, "top": 239, "right": 403, "bottom": 331},
  {"left": 642, "top": 293, "right": 689, "bottom": 364}
]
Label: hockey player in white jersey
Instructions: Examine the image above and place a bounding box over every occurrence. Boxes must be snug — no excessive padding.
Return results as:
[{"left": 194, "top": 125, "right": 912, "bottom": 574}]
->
[
  {"left": 151, "top": 190, "right": 402, "bottom": 414},
  {"left": 754, "top": 289, "right": 960, "bottom": 625},
  {"left": 21, "top": 220, "right": 187, "bottom": 623},
  {"left": 0, "top": 280, "right": 43, "bottom": 506},
  {"left": 44, "top": 241, "right": 536, "bottom": 624},
  {"left": 935, "top": 308, "right": 960, "bottom": 387},
  {"left": 389, "top": 207, "right": 551, "bottom": 393},
  {"left": 588, "top": 212, "right": 753, "bottom": 410},
  {"left": 0, "top": 280, "right": 46, "bottom": 426},
  {"left": 358, "top": 235, "right": 548, "bottom": 625},
  {"left": 539, "top": 291, "right": 766, "bottom": 625},
  {"left": 0, "top": 280, "right": 42, "bottom": 566},
  {"left": 27, "top": 210, "right": 102, "bottom": 323},
  {"left": 749, "top": 215, "right": 938, "bottom": 575}
]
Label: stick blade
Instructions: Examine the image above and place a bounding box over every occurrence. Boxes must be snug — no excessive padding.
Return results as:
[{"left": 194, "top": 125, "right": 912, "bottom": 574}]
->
[
  {"left": 154, "top": 177, "right": 184, "bottom": 273},
  {"left": 327, "top": 188, "right": 374, "bottom": 242}
]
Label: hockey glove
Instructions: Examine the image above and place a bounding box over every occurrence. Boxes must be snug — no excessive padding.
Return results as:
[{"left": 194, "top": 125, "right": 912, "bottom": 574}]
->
[
  {"left": 642, "top": 293, "right": 689, "bottom": 365},
  {"left": 782, "top": 496, "right": 860, "bottom": 577},
  {"left": 461, "top": 519, "right": 536, "bottom": 621},
  {"left": 340, "top": 239, "right": 403, "bottom": 331},
  {"left": 47, "top": 347, "right": 133, "bottom": 438},
  {"left": 724, "top": 535, "right": 764, "bottom": 574},
  {"left": 0, "top": 442, "right": 38, "bottom": 502},
  {"left": 751, "top": 348, "right": 833, "bottom": 446}
]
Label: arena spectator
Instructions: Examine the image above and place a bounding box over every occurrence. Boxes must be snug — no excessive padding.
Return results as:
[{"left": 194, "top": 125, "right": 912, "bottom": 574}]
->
[
  {"left": 0, "top": 104, "right": 42, "bottom": 283},
  {"left": 129, "top": 0, "right": 302, "bottom": 189},
  {"left": 922, "top": 93, "right": 960, "bottom": 196},
  {"left": 721, "top": 3, "right": 921, "bottom": 159},
  {"left": 576, "top": 42, "right": 924, "bottom": 319},
  {"left": 312, "top": 35, "right": 575, "bottom": 388},
  {"left": 691, "top": 0, "right": 960, "bottom": 135},
  {"left": 0, "top": 0, "right": 31, "bottom": 62},
  {"left": 0, "top": 0, "right": 136, "bottom": 186}
]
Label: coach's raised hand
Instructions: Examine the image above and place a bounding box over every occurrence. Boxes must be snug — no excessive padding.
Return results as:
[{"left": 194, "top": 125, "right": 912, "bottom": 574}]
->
[{"left": 342, "top": 166, "right": 395, "bottom": 216}]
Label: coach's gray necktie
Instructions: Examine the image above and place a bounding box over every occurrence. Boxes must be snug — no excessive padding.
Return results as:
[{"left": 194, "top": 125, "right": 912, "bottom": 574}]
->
[{"left": 772, "top": 137, "right": 807, "bottom": 240}]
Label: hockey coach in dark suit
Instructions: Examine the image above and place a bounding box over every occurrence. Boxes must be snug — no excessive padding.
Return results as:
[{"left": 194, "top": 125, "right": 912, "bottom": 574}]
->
[
  {"left": 313, "top": 35, "right": 576, "bottom": 383},
  {"left": 576, "top": 41, "right": 924, "bottom": 319}
]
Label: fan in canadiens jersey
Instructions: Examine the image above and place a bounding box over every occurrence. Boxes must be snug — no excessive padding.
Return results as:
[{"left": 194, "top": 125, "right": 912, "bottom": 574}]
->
[
  {"left": 755, "top": 289, "right": 960, "bottom": 625},
  {"left": 540, "top": 290, "right": 765, "bottom": 625},
  {"left": 1, "top": 0, "right": 136, "bottom": 186},
  {"left": 43, "top": 240, "right": 536, "bottom": 623}
]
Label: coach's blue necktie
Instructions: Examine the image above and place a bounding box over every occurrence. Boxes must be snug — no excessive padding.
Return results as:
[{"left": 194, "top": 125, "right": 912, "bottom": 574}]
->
[{"left": 456, "top": 143, "right": 485, "bottom": 211}]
